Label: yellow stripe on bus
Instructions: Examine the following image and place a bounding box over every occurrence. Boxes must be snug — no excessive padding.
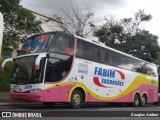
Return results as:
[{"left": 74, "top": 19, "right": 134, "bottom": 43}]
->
[{"left": 44, "top": 74, "right": 158, "bottom": 101}]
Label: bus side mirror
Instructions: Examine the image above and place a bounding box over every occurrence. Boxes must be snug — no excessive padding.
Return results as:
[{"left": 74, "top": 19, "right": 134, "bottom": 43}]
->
[
  {"left": 34, "top": 53, "right": 46, "bottom": 70},
  {"left": 0, "top": 58, "right": 13, "bottom": 72}
]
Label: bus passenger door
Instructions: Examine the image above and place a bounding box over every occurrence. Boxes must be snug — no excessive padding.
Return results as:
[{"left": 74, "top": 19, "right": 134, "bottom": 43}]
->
[
  {"left": 43, "top": 34, "right": 74, "bottom": 102},
  {"left": 43, "top": 57, "right": 61, "bottom": 102}
]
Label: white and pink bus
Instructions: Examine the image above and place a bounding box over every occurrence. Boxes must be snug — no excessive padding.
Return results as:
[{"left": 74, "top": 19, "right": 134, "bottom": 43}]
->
[
  {"left": 0, "top": 12, "right": 3, "bottom": 56},
  {"left": 1, "top": 31, "right": 158, "bottom": 108}
]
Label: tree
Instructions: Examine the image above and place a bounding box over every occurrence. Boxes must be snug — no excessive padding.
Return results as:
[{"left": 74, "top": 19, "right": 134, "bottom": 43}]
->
[
  {"left": 61, "top": 0, "right": 95, "bottom": 37},
  {"left": 125, "top": 30, "right": 160, "bottom": 62},
  {"left": 0, "top": 0, "right": 43, "bottom": 55},
  {"left": 94, "top": 10, "right": 160, "bottom": 62}
]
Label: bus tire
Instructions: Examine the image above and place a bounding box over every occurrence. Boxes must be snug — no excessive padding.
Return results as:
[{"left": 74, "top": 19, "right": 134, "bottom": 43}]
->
[
  {"left": 69, "top": 89, "right": 83, "bottom": 109},
  {"left": 140, "top": 95, "right": 147, "bottom": 107},
  {"left": 43, "top": 102, "right": 55, "bottom": 107},
  {"left": 133, "top": 94, "right": 140, "bottom": 107}
]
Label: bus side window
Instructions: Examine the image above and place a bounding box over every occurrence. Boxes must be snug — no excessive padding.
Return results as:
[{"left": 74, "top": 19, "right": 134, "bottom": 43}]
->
[
  {"left": 121, "top": 56, "right": 134, "bottom": 70},
  {"left": 51, "top": 35, "right": 74, "bottom": 55},
  {"left": 93, "top": 45, "right": 99, "bottom": 62},
  {"left": 51, "top": 36, "right": 64, "bottom": 53},
  {"left": 145, "top": 64, "right": 157, "bottom": 76},
  {"left": 110, "top": 52, "right": 122, "bottom": 68},
  {"left": 83, "top": 42, "right": 94, "bottom": 61},
  {"left": 133, "top": 60, "right": 157, "bottom": 76},
  {"left": 133, "top": 60, "right": 146, "bottom": 73},
  {"left": 99, "top": 48, "right": 105, "bottom": 64},
  {"left": 104, "top": 49, "right": 110, "bottom": 65},
  {"left": 76, "top": 39, "right": 84, "bottom": 58},
  {"left": 76, "top": 40, "right": 94, "bottom": 61},
  {"left": 134, "top": 60, "right": 141, "bottom": 73}
]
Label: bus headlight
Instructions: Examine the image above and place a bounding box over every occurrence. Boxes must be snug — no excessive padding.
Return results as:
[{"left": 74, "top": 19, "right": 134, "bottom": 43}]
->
[{"left": 30, "top": 88, "right": 42, "bottom": 93}]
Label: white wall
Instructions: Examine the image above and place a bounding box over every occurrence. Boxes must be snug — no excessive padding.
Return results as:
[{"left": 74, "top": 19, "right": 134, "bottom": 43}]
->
[{"left": 32, "top": 12, "right": 63, "bottom": 32}]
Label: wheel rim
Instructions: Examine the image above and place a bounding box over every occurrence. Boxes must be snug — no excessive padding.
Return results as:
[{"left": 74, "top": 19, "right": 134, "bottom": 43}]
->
[
  {"left": 141, "top": 96, "right": 146, "bottom": 106},
  {"left": 135, "top": 96, "right": 139, "bottom": 106},
  {"left": 73, "top": 93, "right": 81, "bottom": 105},
  {"left": 135, "top": 99, "right": 139, "bottom": 106}
]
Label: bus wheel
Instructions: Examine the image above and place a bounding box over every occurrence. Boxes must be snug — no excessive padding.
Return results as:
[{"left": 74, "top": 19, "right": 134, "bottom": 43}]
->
[
  {"left": 133, "top": 94, "right": 140, "bottom": 107},
  {"left": 69, "top": 89, "right": 83, "bottom": 109},
  {"left": 43, "top": 102, "right": 55, "bottom": 107},
  {"left": 140, "top": 95, "right": 147, "bottom": 107}
]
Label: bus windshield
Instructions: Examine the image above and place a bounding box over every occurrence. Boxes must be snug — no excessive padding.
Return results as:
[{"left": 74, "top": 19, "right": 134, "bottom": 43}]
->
[
  {"left": 11, "top": 56, "right": 44, "bottom": 84},
  {"left": 20, "top": 33, "right": 54, "bottom": 55}
]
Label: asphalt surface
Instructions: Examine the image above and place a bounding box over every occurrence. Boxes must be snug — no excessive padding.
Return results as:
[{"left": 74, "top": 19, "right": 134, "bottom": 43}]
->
[{"left": 0, "top": 100, "right": 160, "bottom": 120}]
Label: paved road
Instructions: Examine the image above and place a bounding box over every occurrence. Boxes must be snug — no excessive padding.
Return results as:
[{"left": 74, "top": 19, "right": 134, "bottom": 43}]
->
[
  {"left": 0, "top": 101, "right": 160, "bottom": 111},
  {"left": 0, "top": 101, "right": 160, "bottom": 120}
]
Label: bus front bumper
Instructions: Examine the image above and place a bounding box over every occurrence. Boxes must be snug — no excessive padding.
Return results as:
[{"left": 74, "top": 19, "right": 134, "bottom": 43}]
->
[{"left": 10, "top": 92, "right": 43, "bottom": 102}]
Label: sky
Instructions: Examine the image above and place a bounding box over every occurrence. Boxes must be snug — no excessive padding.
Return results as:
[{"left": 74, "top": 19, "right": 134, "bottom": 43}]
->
[{"left": 20, "top": 0, "right": 160, "bottom": 43}]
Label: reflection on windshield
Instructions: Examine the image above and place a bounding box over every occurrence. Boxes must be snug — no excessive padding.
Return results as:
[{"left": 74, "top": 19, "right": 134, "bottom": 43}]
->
[
  {"left": 20, "top": 33, "right": 54, "bottom": 55},
  {"left": 11, "top": 56, "right": 44, "bottom": 84}
]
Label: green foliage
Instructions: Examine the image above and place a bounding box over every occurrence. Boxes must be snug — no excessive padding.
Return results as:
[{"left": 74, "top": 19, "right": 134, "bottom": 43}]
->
[
  {"left": 0, "top": 0, "right": 43, "bottom": 55},
  {"left": 0, "top": 59, "right": 14, "bottom": 91},
  {"left": 126, "top": 31, "right": 160, "bottom": 62},
  {"left": 94, "top": 10, "right": 160, "bottom": 62},
  {"left": 0, "top": 91, "right": 10, "bottom": 99}
]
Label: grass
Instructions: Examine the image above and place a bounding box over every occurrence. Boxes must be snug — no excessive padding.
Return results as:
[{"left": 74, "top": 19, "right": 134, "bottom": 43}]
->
[{"left": 0, "top": 91, "right": 10, "bottom": 100}]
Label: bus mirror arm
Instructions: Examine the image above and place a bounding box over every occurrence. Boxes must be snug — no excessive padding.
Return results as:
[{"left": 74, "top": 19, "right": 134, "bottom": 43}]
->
[
  {"left": 0, "top": 58, "right": 13, "bottom": 72},
  {"left": 34, "top": 53, "right": 47, "bottom": 70}
]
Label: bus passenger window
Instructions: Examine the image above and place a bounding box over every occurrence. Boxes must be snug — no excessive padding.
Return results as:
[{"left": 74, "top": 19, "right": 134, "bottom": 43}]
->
[
  {"left": 76, "top": 40, "right": 94, "bottom": 61},
  {"left": 134, "top": 60, "right": 144, "bottom": 73},
  {"left": 99, "top": 48, "right": 105, "bottom": 64},
  {"left": 93, "top": 45, "right": 99, "bottom": 62},
  {"left": 51, "top": 36, "right": 64, "bottom": 53},
  {"left": 134, "top": 60, "right": 141, "bottom": 72},
  {"left": 83, "top": 42, "right": 93, "bottom": 61},
  {"left": 110, "top": 52, "right": 122, "bottom": 68},
  {"left": 51, "top": 35, "right": 74, "bottom": 55},
  {"left": 145, "top": 64, "right": 157, "bottom": 76},
  {"left": 122, "top": 56, "right": 134, "bottom": 70},
  {"left": 76, "top": 40, "right": 84, "bottom": 58},
  {"left": 104, "top": 50, "right": 110, "bottom": 65}
]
